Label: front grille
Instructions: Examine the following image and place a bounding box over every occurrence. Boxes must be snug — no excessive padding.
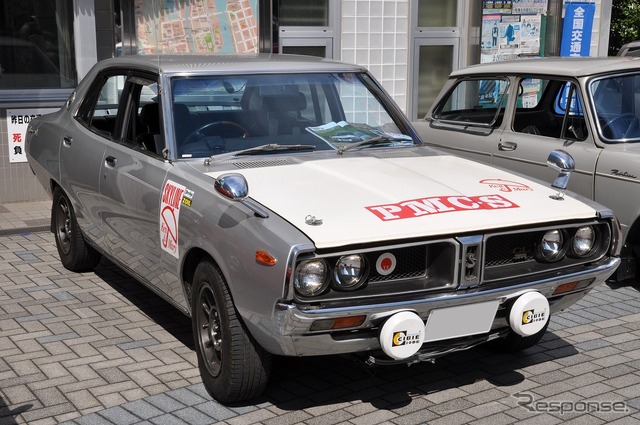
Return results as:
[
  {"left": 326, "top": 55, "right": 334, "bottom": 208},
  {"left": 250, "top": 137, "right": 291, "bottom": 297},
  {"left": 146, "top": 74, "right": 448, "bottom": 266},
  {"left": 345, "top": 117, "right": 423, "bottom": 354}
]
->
[
  {"left": 482, "top": 221, "right": 611, "bottom": 283},
  {"left": 366, "top": 245, "right": 426, "bottom": 283},
  {"left": 485, "top": 231, "right": 539, "bottom": 267},
  {"left": 293, "top": 239, "right": 457, "bottom": 303}
]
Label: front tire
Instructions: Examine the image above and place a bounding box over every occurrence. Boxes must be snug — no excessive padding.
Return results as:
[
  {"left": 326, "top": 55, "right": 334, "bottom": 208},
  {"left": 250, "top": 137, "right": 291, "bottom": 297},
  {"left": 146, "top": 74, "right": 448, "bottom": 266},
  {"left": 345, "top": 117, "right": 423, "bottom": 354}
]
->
[
  {"left": 52, "top": 187, "right": 101, "bottom": 272},
  {"left": 191, "top": 260, "right": 271, "bottom": 403}
]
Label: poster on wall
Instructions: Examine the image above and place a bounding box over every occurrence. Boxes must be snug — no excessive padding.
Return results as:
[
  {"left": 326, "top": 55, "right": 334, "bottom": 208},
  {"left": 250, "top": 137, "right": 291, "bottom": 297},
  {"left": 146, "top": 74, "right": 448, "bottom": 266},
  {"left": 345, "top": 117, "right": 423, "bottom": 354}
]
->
[
  {"left": 6, "top": 108, "right": 57, "bottom": 163},
  {"left": 481, "top": 14, "right": 541, "bottom": 62},
  {"left": 134, "top": 0, "right": 258, "bottom": 55},
  {"left": 512, "top": 0, "right": 548, "bottom": 14}
]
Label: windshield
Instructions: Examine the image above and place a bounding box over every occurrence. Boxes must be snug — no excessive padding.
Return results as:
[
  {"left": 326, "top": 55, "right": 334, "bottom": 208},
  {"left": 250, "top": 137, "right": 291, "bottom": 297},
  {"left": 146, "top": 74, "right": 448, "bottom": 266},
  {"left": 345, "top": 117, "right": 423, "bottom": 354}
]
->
[
  {"left": 590, "top": 73, "right": 640, "bottom": 142},
  {"left": 169, "top": 72, "right": 413, "bottom": 158}
]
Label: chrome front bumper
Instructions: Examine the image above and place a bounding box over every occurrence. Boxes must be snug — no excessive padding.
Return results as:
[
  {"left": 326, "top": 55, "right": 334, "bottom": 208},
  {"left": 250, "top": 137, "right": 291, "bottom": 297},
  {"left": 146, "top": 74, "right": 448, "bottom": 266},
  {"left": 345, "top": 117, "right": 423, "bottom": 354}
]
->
[{"left": 266, "top": 257, "right": 620, "bottom": 357}]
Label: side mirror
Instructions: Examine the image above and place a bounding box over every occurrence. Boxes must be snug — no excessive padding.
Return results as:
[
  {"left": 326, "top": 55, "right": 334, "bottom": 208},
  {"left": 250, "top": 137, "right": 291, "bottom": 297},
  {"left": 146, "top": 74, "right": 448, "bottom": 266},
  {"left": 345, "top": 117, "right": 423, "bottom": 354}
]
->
[
  {"left": 214, "top": 173, "right": 248, "bottom": 200},
  {"left": 546, "top": 149, "right": 575, "bottom": 200},
  {"left": 214, "top": 173, "right": 268, "bottom": 218}
]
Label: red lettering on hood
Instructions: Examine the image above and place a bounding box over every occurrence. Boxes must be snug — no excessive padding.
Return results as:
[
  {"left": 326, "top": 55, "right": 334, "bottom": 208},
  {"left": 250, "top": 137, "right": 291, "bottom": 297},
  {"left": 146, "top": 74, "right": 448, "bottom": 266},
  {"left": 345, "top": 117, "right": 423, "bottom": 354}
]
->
[{"left": 366, "top": 194, "right": 519, "bottom": 221}]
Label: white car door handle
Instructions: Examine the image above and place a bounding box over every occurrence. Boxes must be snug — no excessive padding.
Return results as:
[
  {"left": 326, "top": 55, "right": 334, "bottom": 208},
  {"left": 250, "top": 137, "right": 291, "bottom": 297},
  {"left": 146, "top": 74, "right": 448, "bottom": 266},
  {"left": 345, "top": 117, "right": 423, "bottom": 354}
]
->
[
  {"left": 63, "top": 136, "right": 72, "bottom": 147},
  {"left": 498, "top": 141, "right": 517, "bottom": 151},
  {"left": 105, "top": 156, "right": 117, "bottom": 167}
]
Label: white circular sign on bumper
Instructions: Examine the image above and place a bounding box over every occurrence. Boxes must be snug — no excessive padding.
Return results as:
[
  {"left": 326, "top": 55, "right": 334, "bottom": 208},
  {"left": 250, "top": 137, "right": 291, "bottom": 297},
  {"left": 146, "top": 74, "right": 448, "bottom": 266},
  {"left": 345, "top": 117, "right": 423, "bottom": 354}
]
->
[
  {"left": 508, "top": 291, "right": 550, "bottom": 336},
  {"left": 376, "top": 252, "right": 396, "bottom": 276},
  {"left": 379, "top": 311, "right": 425, "bottom": 360}
]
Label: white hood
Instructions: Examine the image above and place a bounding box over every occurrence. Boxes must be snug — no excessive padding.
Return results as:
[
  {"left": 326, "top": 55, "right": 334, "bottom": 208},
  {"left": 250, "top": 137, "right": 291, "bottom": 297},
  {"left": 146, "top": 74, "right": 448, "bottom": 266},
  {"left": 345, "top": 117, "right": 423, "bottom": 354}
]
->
[{"left": 206, "top": 154, "right": 597, "bottom": 248}]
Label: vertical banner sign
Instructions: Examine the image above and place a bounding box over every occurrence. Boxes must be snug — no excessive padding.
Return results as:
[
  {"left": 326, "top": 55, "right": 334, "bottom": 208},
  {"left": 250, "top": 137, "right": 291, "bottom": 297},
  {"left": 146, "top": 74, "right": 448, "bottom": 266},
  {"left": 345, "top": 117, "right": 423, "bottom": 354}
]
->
[
  {"left": 6, "top": 108, "right": 57, "bottom": 163},
  {"left": 560, "top": 2, "right": 595, "bottom": 57}
]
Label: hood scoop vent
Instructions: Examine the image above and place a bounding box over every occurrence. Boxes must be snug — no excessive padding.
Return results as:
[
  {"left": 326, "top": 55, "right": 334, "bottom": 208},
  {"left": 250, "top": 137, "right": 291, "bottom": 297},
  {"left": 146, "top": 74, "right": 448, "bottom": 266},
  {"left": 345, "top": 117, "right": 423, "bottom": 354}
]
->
[
  {"left": 370, "top": 149, "right": 423, "bottom": 159},
  {"left": 230, "top": 158, "right": 296, "bottom": 169}
]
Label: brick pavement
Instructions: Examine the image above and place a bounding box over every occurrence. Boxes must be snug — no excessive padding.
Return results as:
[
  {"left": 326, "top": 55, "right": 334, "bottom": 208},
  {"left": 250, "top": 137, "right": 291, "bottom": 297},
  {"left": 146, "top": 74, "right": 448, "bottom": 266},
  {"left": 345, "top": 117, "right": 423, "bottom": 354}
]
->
[{"left": 1, "top": 201, "right": 640, "bottom": 424}]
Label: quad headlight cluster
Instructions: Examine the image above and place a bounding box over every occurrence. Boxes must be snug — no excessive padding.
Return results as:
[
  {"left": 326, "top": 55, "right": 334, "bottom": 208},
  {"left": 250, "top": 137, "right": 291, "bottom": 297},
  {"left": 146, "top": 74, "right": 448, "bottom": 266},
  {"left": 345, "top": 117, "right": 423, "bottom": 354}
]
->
[
  {"left": 535, "top": 225, "right": 598, "bottom": 263},
  {"left": 294, "top": 254, "right": 369, "bottom": 296}
]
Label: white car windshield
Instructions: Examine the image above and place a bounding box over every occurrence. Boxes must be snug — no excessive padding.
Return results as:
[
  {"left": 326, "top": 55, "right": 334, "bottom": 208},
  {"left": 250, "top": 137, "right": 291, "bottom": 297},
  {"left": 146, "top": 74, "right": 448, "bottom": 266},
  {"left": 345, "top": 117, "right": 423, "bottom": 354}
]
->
[{"left": 169, "top": 72, "right": 414, "bottom": 158}]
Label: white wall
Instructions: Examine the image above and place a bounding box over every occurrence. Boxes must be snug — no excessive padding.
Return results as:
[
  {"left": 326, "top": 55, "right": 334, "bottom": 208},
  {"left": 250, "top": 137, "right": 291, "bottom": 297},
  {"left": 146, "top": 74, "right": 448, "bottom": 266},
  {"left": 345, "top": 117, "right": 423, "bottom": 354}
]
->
[{"left": 341, "top": 0, "right": 410, "bottom": 113}]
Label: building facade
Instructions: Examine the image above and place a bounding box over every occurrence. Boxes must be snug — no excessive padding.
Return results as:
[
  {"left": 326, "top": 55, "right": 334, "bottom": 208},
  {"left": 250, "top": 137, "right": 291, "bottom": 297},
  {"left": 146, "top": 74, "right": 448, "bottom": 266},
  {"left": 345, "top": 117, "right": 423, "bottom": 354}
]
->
[{"left": 0, "top": 0, "right": 612, "bottom": 203}]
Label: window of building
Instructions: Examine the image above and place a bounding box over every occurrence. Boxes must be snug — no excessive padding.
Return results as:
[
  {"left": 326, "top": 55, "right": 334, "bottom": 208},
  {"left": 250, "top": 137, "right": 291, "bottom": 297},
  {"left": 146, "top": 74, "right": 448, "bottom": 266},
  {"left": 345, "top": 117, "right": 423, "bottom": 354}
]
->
[
  {"left": 0, "top": 1, "right": 76, "bottom": 90},
  {"left": 411, "top": 0, "right": 464, "bottom": 119},
  {"left": 274, "top": 0, "right": 336, "bottom": 58}
]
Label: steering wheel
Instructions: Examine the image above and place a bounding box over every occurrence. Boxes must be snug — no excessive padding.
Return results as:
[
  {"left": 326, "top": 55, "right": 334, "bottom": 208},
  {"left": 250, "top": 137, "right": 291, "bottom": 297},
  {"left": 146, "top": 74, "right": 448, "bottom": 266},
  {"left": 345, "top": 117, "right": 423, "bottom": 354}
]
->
[
  {"left": 601, "top": 113, "right": 640, "bottom": 139},
  {"left": 183, "top": 121, "right": 250, "bottom": 146}
]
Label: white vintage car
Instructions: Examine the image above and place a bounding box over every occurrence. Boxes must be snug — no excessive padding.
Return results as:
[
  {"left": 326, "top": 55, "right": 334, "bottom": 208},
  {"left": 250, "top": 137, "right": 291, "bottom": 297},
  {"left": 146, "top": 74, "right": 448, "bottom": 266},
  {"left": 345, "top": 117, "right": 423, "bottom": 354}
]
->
[{"left": 26, "top": 54, "right": 620, "bottom": 403}]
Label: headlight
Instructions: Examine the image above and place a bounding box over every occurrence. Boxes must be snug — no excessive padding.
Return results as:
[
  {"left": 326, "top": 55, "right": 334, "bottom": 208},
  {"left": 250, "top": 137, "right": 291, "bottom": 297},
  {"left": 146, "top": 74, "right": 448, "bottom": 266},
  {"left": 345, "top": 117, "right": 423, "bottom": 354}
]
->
[
  {"left": 294, "top": 260, "right": 329, "bottom": 296},
  {"left": 537, "top": 229, "right": 566, "bottom": 262},
  {"left": 333, "top": 254, "right": 368, "bottom": 290},
  {"left": 571, "top": 226, "right": 596, "bottom": 257}
]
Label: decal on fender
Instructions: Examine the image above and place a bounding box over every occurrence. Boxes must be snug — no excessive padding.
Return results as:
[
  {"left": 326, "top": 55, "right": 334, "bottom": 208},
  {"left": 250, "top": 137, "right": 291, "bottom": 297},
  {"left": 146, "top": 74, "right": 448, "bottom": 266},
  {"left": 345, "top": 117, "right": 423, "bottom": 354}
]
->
[
  {"left": 181, "top": 189, "right": 194, "bottom": 207},
  {"left": 161, "top": 180, "right": 186, "bottom": 258},
  {"left": 366, "top": 194, "right": 519, "bottom": 221}
]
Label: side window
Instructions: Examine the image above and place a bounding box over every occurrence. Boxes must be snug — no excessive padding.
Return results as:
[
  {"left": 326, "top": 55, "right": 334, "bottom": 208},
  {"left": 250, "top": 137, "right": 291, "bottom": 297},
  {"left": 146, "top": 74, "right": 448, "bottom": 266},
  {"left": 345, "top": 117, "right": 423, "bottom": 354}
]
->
[
  {"left": 77, "top": 74, "right": 126, "bottom": 139},
  {"left": 513, "top": 78, "right": 587, "bottom": 141},
  {"left": 122, "top": 77, "right": 164, "bottom": 156},
  {"left": 432, "top": 78, "right": 508, "bottom": 127},
  {"left": 556, "top": 82, "right": 588, "bottom": 141}
]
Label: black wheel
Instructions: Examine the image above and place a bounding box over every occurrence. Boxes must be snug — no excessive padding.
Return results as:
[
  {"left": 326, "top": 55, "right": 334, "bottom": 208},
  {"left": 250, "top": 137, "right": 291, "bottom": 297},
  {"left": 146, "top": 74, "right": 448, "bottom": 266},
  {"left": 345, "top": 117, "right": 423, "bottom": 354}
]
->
[
  {"left": 52, "top": 187, "right": 101, "bottom": 272},
  {"left": 491, "top": 320, "right": 549, "bottom": 352},
  {"left": 191, "top": 260, "right": 271, "bottom": 403}
]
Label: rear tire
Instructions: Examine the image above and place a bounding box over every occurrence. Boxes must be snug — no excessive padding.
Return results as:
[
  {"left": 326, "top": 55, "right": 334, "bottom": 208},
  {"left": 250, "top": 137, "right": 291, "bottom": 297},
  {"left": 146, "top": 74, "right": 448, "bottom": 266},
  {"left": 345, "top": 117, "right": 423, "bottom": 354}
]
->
[
  {"left": 191, "top": 260, "right": 271, "bottom": 403},
  {"left": 52, "top": 187, "right": 101, "bottom": 272}
]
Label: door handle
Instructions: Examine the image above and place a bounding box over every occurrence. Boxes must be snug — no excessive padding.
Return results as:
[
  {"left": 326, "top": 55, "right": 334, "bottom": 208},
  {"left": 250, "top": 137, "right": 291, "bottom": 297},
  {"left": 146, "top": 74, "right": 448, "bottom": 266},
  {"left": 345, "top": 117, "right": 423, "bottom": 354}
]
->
[
  {"left": 63, "top": 136, "right": 72, "bottom": 147},
  {"left": 498, "top": 141, "right": 517, "bottom": 151},
  {"left": 105, "top": 156, "right": 117, "bottom": 167}
]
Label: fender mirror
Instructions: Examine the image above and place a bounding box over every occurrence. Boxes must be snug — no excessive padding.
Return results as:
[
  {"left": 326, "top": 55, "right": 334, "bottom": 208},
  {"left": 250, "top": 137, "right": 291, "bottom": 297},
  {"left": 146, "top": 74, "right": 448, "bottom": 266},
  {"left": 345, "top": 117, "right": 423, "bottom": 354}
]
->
[{"left": 546, "top": 149, "right": 575, "bottom": 200}]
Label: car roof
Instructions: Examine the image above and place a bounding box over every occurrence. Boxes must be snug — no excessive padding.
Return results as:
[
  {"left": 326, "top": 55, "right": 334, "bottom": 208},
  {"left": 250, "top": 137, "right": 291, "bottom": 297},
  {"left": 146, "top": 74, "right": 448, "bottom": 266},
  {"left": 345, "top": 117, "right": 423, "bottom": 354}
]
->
[
  {"left": 93, "top": 53, "right": 365, "bottom": 75},
  {"left": 450, "top": 57, "right": 640, "bottom": 78}
]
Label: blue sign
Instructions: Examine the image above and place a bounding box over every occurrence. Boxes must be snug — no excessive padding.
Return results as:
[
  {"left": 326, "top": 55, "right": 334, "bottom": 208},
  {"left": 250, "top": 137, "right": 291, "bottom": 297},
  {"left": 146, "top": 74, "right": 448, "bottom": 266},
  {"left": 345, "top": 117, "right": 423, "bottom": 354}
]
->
[{"left": 560, "top": 2, "right": 596, "bottom": 57}]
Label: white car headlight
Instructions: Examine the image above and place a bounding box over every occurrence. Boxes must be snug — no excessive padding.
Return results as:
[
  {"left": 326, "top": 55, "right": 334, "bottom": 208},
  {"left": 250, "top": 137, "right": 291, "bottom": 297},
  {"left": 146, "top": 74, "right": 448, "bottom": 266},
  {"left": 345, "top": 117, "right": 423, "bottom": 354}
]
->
[
  {"left": 294, "top": 260, "right": 329, "bottom": 296},
  {"left": 333, "top": 254, "right": 368, "bottom": 290},
  {"left": 571, "top": 226, "right": 596, "bottom": 257},
  {"left": 537, "top": 229, "right": 566, "bottom": 262}
]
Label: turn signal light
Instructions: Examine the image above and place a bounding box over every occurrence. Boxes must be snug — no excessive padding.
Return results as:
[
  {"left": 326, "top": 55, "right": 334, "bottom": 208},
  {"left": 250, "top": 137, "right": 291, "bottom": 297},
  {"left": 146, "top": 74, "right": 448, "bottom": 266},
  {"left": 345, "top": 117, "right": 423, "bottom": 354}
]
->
[
  {"left": 552, "top": 278, "right": 593, "bottom": 295},
  {"left": 255, "top": 250, "right": 277, "bottom": 266},
  {"left": 309, "top": 315, "right": 366, "bottom": 331}
]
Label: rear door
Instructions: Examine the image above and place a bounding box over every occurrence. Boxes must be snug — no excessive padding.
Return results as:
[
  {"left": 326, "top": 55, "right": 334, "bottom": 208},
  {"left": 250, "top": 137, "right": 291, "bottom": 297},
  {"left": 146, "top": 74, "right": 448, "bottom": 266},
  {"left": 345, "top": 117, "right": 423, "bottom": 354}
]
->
[{"left": 64, "top": 71, "right": 124, "bottom": 239}]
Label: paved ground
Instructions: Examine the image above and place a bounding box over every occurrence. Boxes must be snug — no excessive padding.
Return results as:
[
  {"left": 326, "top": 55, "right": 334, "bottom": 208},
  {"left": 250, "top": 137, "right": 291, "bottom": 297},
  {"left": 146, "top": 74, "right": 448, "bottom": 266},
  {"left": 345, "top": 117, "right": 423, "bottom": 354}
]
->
[{"left": 2, "top": 201, "right": 640, "bottom": 425}]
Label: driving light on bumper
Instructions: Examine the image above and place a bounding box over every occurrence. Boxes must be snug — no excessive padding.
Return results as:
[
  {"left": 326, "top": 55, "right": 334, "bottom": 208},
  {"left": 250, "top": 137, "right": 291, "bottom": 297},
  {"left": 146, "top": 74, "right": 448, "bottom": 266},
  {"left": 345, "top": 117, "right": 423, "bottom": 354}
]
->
[
  {"left": 333, "top": 254, "right": 368, "bottom": 290},
  {"left": 294, "top": 260, "right": 329, "bottom": 296}
]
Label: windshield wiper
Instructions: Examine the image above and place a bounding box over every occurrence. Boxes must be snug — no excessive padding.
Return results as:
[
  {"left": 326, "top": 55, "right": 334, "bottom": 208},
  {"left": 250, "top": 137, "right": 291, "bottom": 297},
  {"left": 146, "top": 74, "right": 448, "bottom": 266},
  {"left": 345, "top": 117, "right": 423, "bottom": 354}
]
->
[
  {"left": 337, "top": 135, "right": 414, "bottom": 155},
  {"left": 209, "top": 144, "right": 316, "bottom": 162},
  {"left": 235, "top": 144, "right": 316, "bottom": 156}
]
